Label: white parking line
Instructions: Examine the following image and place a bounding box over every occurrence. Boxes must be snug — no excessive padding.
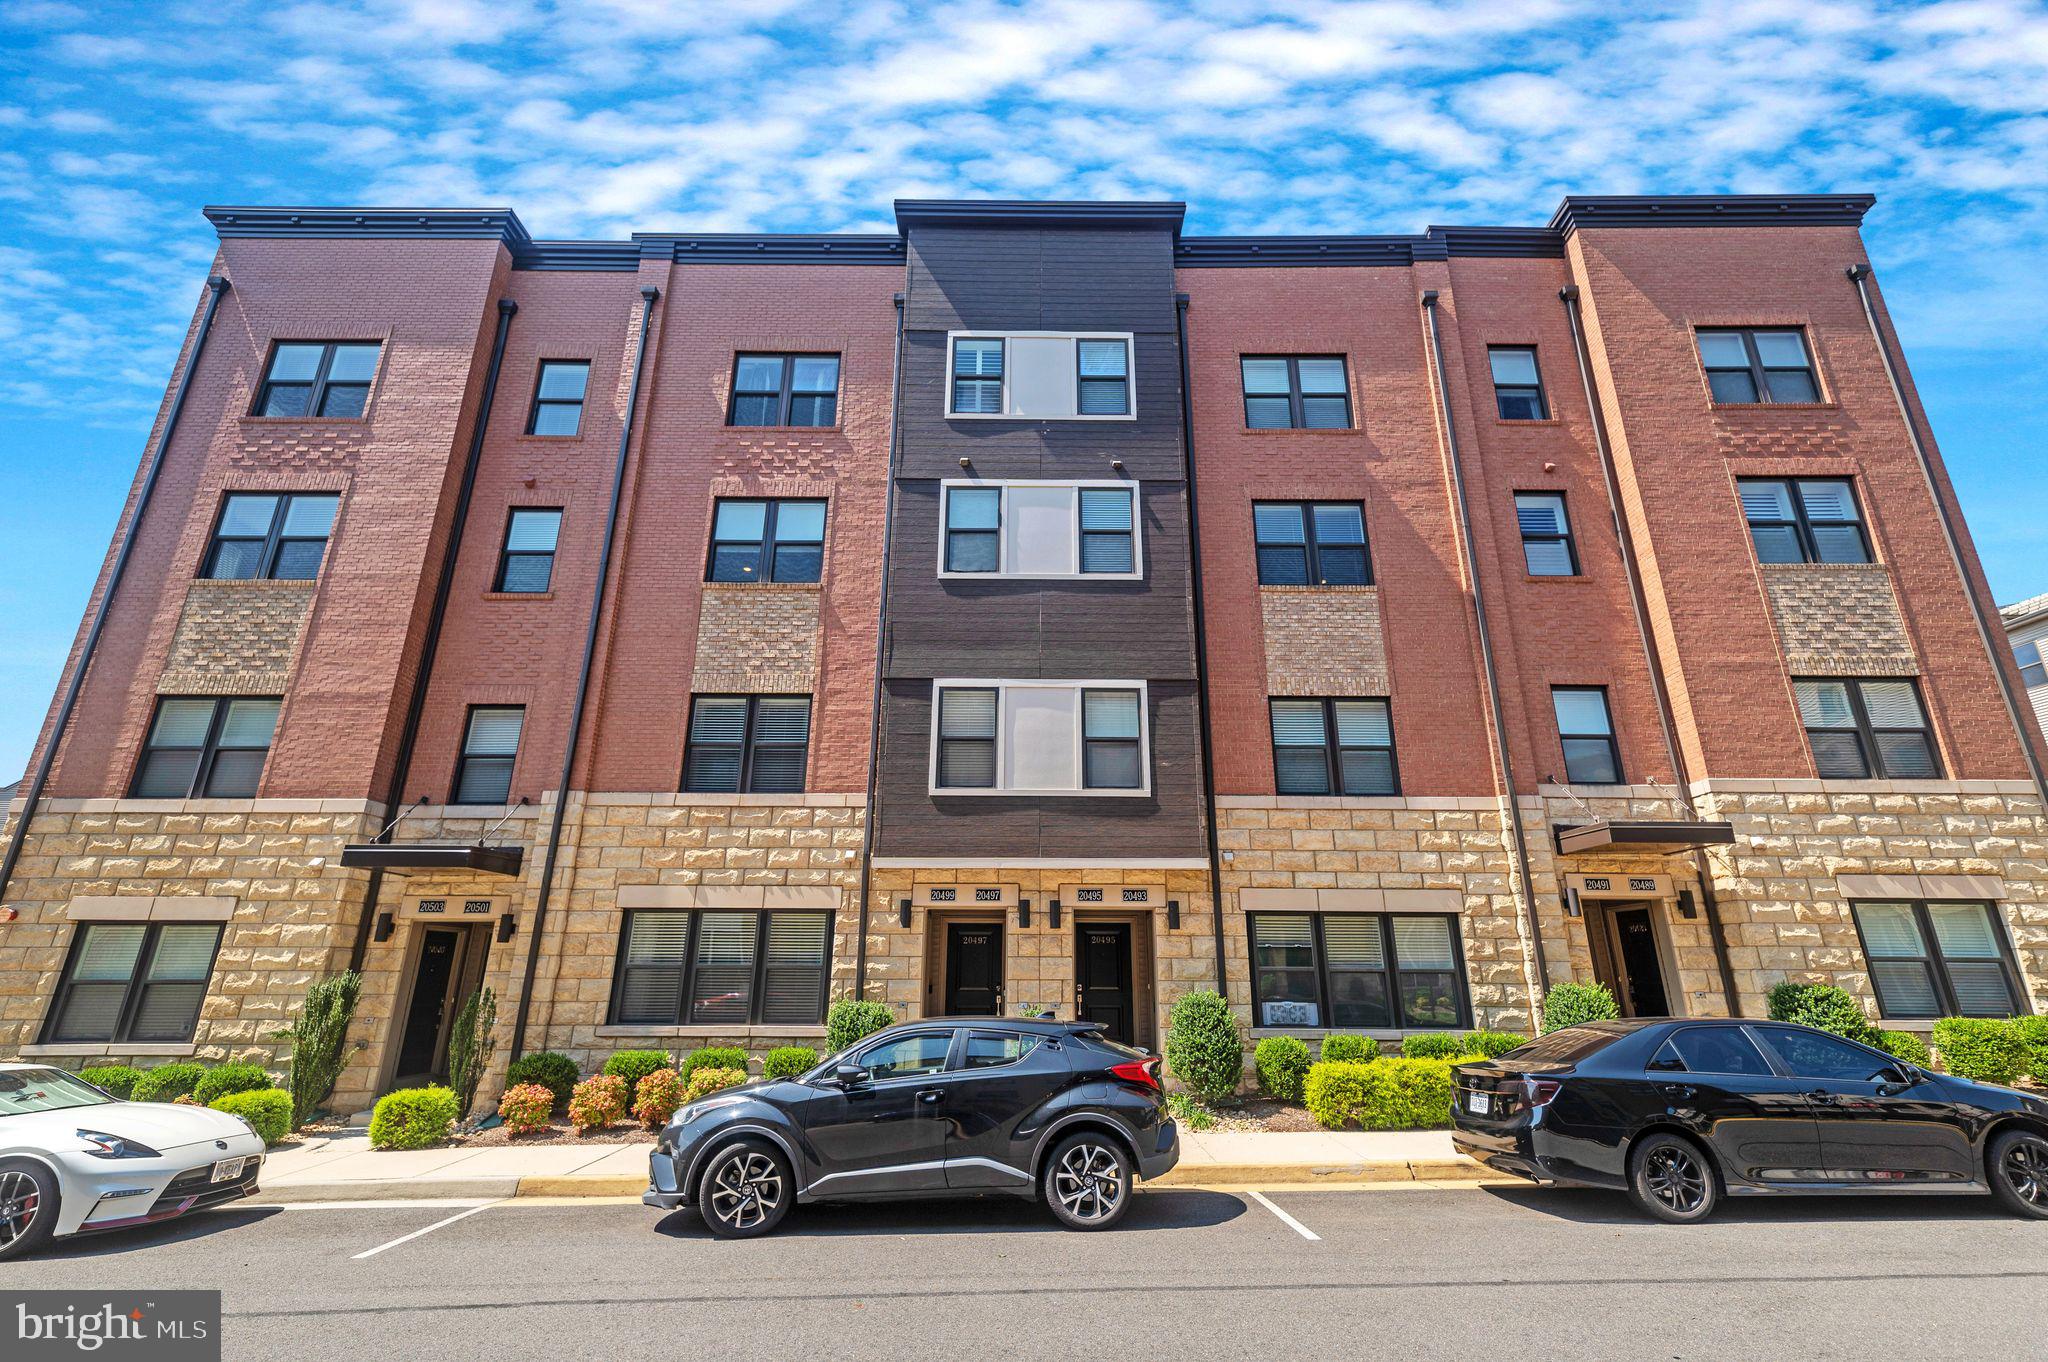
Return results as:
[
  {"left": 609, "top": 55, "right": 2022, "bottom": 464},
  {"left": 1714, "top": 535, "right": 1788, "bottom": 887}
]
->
[
  {"left": 1246, "top": 1190, "right": 1320, "bottom": 1241},
  {"left": 276, "top": 1199, "right": 498, "bottom": 1211},
  {"left": 350, "top": 1200, "right": 502, "bottom": 1259}
]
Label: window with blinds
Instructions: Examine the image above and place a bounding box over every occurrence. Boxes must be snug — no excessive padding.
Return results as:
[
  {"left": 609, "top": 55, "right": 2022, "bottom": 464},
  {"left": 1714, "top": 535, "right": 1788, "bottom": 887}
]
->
[
  {"left": 938, "top": 482, "right": 1140, "bottom": 578},
  {"left": 682, "top": 695, "right": 811, "bottom": 793},
  {"left": 609, "top": 909, "right": 831, "bottom": 1026},
  {"left": 1247, "top": 913, "right": 1468, "bottom": 1030},
  {"left": 454, "top": 706, "right": 524, "bottom": 804},
  {"left": 45, "top": 922, "right": 222, "bottom": 1044},
  {"left": 1241, "top": 355, "right": 1351, "bottom": 429},
  {"left": 1514, "top": 493, "right": 1578, "bottom": 577},
  {"left": 1737, "top": 478, "right": 1869, "bottom": 564},
  {"left": 947, "top": 333, "right": 1133, "bottom": 419},
  {"left": 1252, "top": 502, "right": 1369, "bottom": 586},
  {"left": 1851, "top": 900, "right": 2022, "bottom": 1019},
  {"left": 1793, "top": 678, "right": 1939, "bottom": 779},
  {"left": 203, "top": 492, "right": 340, "bottom": 581},
  {"left": 1269, "top": 698, "right": 1397, "bottom": 796},
  {"left": 131, "top": 696, "right": 280, "bottom": 800},
  {"left": 495, "top": 508, "right": 562, "bottom": 592}
]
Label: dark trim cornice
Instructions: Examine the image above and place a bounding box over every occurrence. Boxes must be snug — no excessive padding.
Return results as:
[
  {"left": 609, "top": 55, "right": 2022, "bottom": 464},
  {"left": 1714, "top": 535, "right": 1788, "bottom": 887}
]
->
[
  {"left": 633, "top": 233, "right": 903, "bottom": 265},
  {"left": 1549, "top": 194, "right": 1875, "bottom": 233},
  {"left": 894, "top": 198, "right": 1188, "bottom": 233},
  {"left": 1178, "top": 225, "right": 1566, "bottom": 267}
]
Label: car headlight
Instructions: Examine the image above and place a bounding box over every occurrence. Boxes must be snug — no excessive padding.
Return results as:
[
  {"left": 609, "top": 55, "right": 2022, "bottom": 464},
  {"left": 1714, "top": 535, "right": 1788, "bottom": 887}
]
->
[{"left": 77, "top": 1130, "right": 162, "bottom": 1159}]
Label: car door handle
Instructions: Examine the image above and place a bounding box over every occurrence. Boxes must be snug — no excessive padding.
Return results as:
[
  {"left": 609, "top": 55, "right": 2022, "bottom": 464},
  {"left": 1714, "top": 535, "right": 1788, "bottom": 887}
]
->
[
  {"left": 1660, "top": 1084, "right": 1696, "bottom": 1101},
  {"left": 916, "top": 1088, "right": 946, "bottom": 1104},
  {"left": 1806, "top": 1090, "right": 1839, "bottom": 1106}
]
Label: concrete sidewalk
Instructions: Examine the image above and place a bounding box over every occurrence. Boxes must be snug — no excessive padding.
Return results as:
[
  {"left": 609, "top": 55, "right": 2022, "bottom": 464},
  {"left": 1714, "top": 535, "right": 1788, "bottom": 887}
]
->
[{"left": 249, "top": 1127, "right": 1483, "bottom": 1202}]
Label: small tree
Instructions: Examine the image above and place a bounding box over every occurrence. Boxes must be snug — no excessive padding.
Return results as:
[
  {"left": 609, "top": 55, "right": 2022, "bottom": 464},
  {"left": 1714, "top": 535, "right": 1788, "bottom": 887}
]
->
[
  {"left": 1765, "top": 982, "right": 1870, "bottom": 1042},
  {"left": 1164, "top": 990, "right": 1244, "bottom": 1103},
  {"left": 826, "top": 998, "right": 894, "bottom": 1053},
  {"left": 284, "top": 971, "right": 363, "bottom": 1129},
  {"left": 446, "top": 986, "right": 498, "bottom": 1121}
]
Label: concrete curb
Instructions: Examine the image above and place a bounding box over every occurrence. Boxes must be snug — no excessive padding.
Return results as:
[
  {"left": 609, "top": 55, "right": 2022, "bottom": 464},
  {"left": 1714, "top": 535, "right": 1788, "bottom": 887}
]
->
[
  {"left": 1152, "top": 1159, "right": 1489, "bottom": 1186},
  {"left": 252, "top": 1177, "right": 521, "bottom": 1203}
]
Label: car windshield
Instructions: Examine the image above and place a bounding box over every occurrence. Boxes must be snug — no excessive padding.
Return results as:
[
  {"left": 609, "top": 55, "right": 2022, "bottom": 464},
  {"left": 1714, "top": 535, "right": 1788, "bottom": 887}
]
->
[{"left": 0, "top": 1068, "right": 113, "bottom": 1117}]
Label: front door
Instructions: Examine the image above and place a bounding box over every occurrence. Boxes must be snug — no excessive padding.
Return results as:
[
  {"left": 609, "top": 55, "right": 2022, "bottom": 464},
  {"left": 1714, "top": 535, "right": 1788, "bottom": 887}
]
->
[
  {"left": 1609, "top": 905, "right": 1671, "bottom": 1017},
  {"left": 1076, "top": 923, "right": 1134, "bottom": 1043},
  {"left": 944, "top": 922, "right": 1003, "bottom": 1016},
  {"left": 395, "top": 928, "right": 462, "bottom": 1080}
]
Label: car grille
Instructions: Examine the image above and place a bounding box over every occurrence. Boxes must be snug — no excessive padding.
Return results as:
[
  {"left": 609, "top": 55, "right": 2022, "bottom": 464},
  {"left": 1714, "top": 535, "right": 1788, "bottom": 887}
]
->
[{"left": 148, "top": 1157, "right": 261, "bottom": 1216}]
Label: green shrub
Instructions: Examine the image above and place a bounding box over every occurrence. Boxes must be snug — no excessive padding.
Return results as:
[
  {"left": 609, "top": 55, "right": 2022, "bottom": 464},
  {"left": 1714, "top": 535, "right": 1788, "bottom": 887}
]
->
[
  {"left": 1165, "top": 1090, "right": 1217, "bottom": 1132},
  {"left": 1933, "top": 1017, "right": 2027, "bottom": 1086},
  {"left": 1319, "top": 1034, "right": 1377, "bottom": 1064},
  {"left": 1253, "top": 1036, "right": 1311, "bottom": 1102},
  {"left": 763, "top": 1046, "right": 819, "bottom": 1080},
  {"left": 1304, "top": 1057, "right": 1464, "bottom": 1130},
  {"left": 504, "top": 1051, "right": 578, "bottom": 1111},
  {"left": 211, "top": 1088, "right": 292, "bottom": 1146},
  {"left": 683, "top": 1067, "right": 746, "bottom": 1102},
  {"left": 602, "top": 1049, "right": 671, "bottom": 1094},
  {"left": 826, "top": 998, "right": 895, "bottom": 1052},
  {"left": 1458, "top": 1030, "right": 1528, "bottom": 1059},
  {"left": 2011, "top": 1016, "right": 2048, "bottom": 1082},
  {"left": 193, "top": 1062, "right": 273, "bottom": 1107},
  {"left": 1869, "top": 1029, "right": 1932, "bottom": 1068},
  {"left": 447, "top": 986, "right": 497, "bottom": 1121},
  {"left": 634, "top": 1069, "right": 683, "bottom": 1130},
  {"left": 283, "top": 970, "right": 362, "bottom": 1130},
  {"left": 132, "top": 1062, "right": 207, "bottom": 1104},
  {"left": 1399, "top": 1032, "right": 1465, "bottom": 1060},
  {"left": 369, "top": 1086, "right": 458, "bottom": 1150},
  {"left": 498, "top": 1083, "right": 555, "bottom": 1135},
  {"left": 1541, "top": 981, "right": 1619, "bottom": 1033},
  {"left": 78, "top": 1065, "right": 143, "bottom": 1100},
  {"left": 568, "top": 1075, "right": 628, "bottom": 1133},
  {"left": 1766, "top": 982, "right": 1872, "bottom": 1041},
  {"left": 679, "top": 1047, "right": 749, "bottom": 1084},
  {"left": 1164, "top": 990, "right": 1244, "bottom": 1103}
]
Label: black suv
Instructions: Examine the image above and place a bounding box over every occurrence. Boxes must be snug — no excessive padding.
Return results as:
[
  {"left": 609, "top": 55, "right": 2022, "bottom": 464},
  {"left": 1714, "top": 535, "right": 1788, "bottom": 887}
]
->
[{"left": 644, "top": 1018, "right": 1179, "bottom": 1237}]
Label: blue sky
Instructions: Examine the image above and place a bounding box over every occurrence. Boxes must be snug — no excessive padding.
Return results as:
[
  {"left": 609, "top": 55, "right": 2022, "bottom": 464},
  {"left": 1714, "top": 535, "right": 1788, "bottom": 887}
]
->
[{"left": 2, "top": 0, "right": 2047, "bottom": 780}]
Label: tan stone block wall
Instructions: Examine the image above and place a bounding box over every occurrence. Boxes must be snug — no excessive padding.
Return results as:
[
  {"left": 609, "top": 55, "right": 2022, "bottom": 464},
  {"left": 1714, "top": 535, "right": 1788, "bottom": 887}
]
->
[
  {"left": 1259, "top": 586, "right": 1391, "bottom": 695},
  {"left": 1758, "top": 564, "right": 1917, "bottom": 676},
  {"left": 690, "top": 584, "right": 821, "bottom": 694},
  {"left": 159, "top": 580, "right": 317, "bottom": 694}
]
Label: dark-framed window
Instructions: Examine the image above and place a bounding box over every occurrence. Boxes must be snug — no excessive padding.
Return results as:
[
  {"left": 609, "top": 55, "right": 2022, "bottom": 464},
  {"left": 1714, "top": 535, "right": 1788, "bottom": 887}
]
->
[
  {"left": 944, "top": 486, "right": 1000, "bottom": 572},
  {"left": 935, "top": 687, "right": 998, "bottom": 789},
  {"left": 527, "top": 361, "right": 590, "bottom": 436},
  {"left": 707, "top": 498, "right": 826, "bottom": 583},
  {"left": 1082, "top": 688, "right": 1143, "bottom": 789},
  {"left": 610, "top": 909, "right": 831, "bottom": 1026},
  {"left": 1489, "top": 346, "right": 1547, "bottom": 420},
  {"left": 728, "top": 353, "right": 839, "bottom": 427},
  {"left": 951, "top": 337, "right": 1004, "bottom": 414},
  {"left": 254, "top": 341, "right": 381, "bottom": 418},
  {"left": 1270, "top": 697, "right": 1397, "bottom": 796},
  {"left": 1552, "top": 687, "right": 1620, "bottom": 784},
  {"left": 1737, "top": 478, "right": 1870, "bottom": 564},
  {"left": 1248, "top": 912, "right": 1468, "bottom": 1030},
  {"left": 1794, "top": 678, "right": 1939, "bottom": 779},
  {"left": 43, "top": 922, "right": 223, "bottom": 1044},
  {"left": 1241, "top": 356, "right": 1351, "bottom": 429},
  {"left": 1515, "top": 492, "right": 1578, "bottom": 576},
  {"left": 202, "top": 492, "right": 339, "bottom": 581},
  {"left": 1076, "top": 339, "right": 1131, "bottom": 415},
  {"left": 2016, "top": 638, "right": 2047, "bottom": 689},
  {"left": 453, "top": 706, "right": 524, "bottom": 804},
  {"left": 1253, "top": 502, "right": 1369, "bottom": 585},
  {"left": 683, "top": 695, "right": 811, "bottom": 793},
  {"left": 1851, "top": 900, "right": 2026, "bottom": 1019},
  {"left": 1696, "top": 328, "right": 1819, "bottom": 404},
  {"left": 131, "top": 697, "right": 279, "bottom": 799},
  {"left": 494, "top": 508, "right": 562, "bottom": 593}
]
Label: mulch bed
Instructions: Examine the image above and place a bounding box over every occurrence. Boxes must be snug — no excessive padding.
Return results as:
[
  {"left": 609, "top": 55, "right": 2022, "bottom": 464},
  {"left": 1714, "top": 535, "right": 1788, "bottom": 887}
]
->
[
  {"left": 450, "top": 1120, "right": 656, "bottom": 1147},
  {"left": 1195, "top": 1098, "right": 1319, "bottom": 1133}
]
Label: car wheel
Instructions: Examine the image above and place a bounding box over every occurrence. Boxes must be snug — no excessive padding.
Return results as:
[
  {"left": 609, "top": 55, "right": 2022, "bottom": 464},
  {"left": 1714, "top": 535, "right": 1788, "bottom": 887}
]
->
[
  {"left": 1042, "top": 1132, "right": 1133, "bottom": 1231},
  {"left": 0, "top": 1159, "right": 58, "bottom": 1262},
  {"left": 696, "top": 1139, "right": 792, "bottom": 1239},
  {"left": 1626, "top": 1132, "right": 1718, "bottom": 1224},
  {"left": 1988, "top": 1129, "right": 2048, "bottom": 1220}
]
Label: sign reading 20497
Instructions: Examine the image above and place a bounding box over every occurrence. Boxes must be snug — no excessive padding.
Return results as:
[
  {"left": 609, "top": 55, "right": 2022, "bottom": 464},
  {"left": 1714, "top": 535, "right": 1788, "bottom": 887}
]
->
[{"left": 7, "top": 1292, "right": 221, "bottom": 1361}]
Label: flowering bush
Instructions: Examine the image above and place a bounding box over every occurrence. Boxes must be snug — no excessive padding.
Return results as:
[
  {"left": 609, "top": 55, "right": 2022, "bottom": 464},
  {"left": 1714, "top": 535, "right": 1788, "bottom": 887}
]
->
[
  {"left": 498, "top": 1082, "right": 556, "bottom": 1135},
  {"left": 682, "top": 1067, "right": 746, "bottom": 1103},
  {"left": 568, "top": 1074, "right": 628, "bottom": 1133},
  {"left": 634, "top": 1068, "right": 684, "bottom": 1131}
]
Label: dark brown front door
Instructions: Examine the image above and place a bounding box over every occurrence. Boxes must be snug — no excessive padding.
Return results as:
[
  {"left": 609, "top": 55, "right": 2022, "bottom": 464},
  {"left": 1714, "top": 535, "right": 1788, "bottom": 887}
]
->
[
  {"left": 944, "top": 922, "right": 1003, "bottom": 1015},
  {"left": 396, "top": 928, "right": 461, "bottom": 1079},
  {"left": 1611, "top": 906, "right": 1670, "bottom": 1018},
  {"left": 1077, "top": 923, "right": 1133, "bottom": 1044}
]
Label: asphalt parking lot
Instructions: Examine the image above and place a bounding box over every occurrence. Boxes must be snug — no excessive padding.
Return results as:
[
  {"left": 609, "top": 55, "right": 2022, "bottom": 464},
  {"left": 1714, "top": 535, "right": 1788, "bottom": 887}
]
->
[{"left": 11, "top": 1185, "right": 2043, "bottom": 1360}]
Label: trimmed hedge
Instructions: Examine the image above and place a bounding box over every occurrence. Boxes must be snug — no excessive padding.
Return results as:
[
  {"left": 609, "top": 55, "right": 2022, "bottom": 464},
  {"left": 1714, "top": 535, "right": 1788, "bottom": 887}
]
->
[
  {"left": 369, "top": 1086, "right": 458, "bottom": 1150},
  {"left": 1458, "top": 1030, "right": 1528, "bottom": 1059},
  {"left": 683, "top": 1067, "right": 746, "bottom": 1103},
  {"left": 194, "top": 1063, "right": 274, "bottom": 1107},
  {"left": 504, "top": 1051, "right": 578, "bottom": 1111},
  {"left": 1766, "top": 982, "right": 1872, "bottom": 1042},
  {"left": 1164, "top": 990, "right": 1244, "bottom": 1103},
  {"left": 1253, "top": 1036, "right": 1311, "bottom": 1102},
  {"left": 1869, "top": 1029, "right": 1932, "bottom": 1068},
  {"left": 1304, "top": 1056, "right": 1471, "bottom": 1130},
  {"left": 1319, "top": 1034, "right": 1377, "bottom": 1064},
  {"left": 1541, "top": 982, "right": 1618, "bottom": 1034},
  {"left": 1932, "top": 1018, "right": 2027, "bottom": 1086},
  {"left": 1399, "top": 1033, "right": 1465, "bottom": 1060},
  {"left": 79, "top": 1065, "right": 143, "bottom": 1100},
  {"left": 764, "top": 1046, "right": 819, "bottom": 1080},
  {"left": 132, "top": 1062, "right": 207, "bottom": 1104},
  {"left": 212, "top": 1089, "right": 292, "bottom": 1146},
  {"left": 602, "top": 1050, "right": 671, "bottom": 1095},
  {"left": 826, "top": 999, "right": 894, "bottom": 1053},
  {"left": 679, "top": 1047, "right": 749, "bottom": 1084},
  {"left": 2012, "top": 1016, "right": 2048, "bottom": 1082}
]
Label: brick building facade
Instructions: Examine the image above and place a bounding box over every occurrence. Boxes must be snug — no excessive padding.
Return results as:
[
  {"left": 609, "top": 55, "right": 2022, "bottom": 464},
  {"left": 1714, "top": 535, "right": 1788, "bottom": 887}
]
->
[{"left": 2, "top": 195, "right": 2041, "bottom": 1113}]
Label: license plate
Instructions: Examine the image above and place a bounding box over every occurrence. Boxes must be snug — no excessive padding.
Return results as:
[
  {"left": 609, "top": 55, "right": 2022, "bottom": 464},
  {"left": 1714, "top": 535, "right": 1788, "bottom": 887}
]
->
[
  {"left": 210, "top": 1157, "right": 246, "bottom": 1183},
  {"left": 1468, "top": 1091, "right": 1492, "bottom": 1115}
]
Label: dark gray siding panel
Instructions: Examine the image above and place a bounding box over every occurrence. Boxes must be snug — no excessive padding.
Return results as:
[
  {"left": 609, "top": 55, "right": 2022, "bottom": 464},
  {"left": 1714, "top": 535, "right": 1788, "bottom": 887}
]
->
[{"left": 906, "top": 228, "right": 1178, "bottom": 334}]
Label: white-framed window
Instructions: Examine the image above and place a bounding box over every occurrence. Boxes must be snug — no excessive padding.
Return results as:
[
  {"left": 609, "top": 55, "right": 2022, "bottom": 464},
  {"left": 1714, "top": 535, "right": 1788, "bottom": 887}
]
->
[
  {"left": 929, "top": 680, "right": 1150, "bottom": 797},
  {"left": 938, "top": 480, "right": 1141, "bottom": 579},
  {"left": 946, "top": 332, "right": 1135, "bottom": 420}
]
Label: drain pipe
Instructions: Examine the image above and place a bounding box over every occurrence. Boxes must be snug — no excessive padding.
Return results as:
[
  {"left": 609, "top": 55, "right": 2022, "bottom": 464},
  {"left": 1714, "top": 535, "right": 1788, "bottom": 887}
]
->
[
  {"left": 1558, "top": 286, "right": 1742, "bottom": 1015},
  {"left": 1419, "top": 290, "right": 1551, "bottom": 1003},
  {"left": 1175, "top": 294, "right": 1231, "bottom": 1004},
  {"left": 1847, "top": 265, "right": 2048, "bottom": 809},
  {"left": 509, "top": 285, "right": 660, "bottom": 1060},
  {"left": 0, "top": 276, "right": 231, "bottom": 908},
  {"left": 852, "top": 292, "right": 907, "bottom": 1000},
  {"left": 348, "top": 298, "right": 518, "bottom": 972}
]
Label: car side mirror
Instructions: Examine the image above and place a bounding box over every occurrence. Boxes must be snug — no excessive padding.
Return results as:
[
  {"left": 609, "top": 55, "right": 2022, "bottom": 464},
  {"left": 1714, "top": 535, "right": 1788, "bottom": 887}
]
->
[
  {"left": 1877, "top": 1065, "right": 1917, "bottom": 1093},
  {"left": 834, "top": 1064, "right": 868, "bottom": 1087}
]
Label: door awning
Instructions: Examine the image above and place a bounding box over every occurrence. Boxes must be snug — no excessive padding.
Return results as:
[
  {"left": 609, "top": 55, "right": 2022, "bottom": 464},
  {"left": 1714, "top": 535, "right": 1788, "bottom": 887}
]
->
[
  {"left": 339, "top": 843, "right": 525, "bottom": 877},
  {"left": 1552, "top": 820, "right": 1736, "bottom": 857}
]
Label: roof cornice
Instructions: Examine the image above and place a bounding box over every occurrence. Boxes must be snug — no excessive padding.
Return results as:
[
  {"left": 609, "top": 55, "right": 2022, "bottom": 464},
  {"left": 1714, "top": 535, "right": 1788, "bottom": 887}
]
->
[
  {"left": 893, "top": 198, "right": 1188, "bottom": 233},
  {"left": 1549, "top": 194, "right": 1876, "bottom": 233}
]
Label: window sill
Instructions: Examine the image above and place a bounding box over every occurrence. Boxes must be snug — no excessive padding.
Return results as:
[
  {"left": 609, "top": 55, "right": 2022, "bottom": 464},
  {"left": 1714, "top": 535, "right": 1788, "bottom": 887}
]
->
[
  {"left": 702, "top": 579, "right": 823, "bottom": 591},
  {"left": 1494, "top": 417, "right": 1563, "bottom": 427},
  {"left": 20, "top": 1042, "right": 198, "bottom": 1058},
  {"left": 1522, "top": 573, "right": 1593, "bottom": 584},
  {"left": 483, "top": 591, "right": 556, "bottom": 601},
  {"left": 726, "top": 425, "right": 846, "bottom": 434},
  {"left": 1707, "top": 401, "right": 1840, "bottom": 413},
  {"left": 1237, "top": 427, "right": 1359, "bottom": 436},
  {"left": 515, "top": 432, "right": 587, "bottom": 443},
  {"left": 594, "top": 1024, "right": 828, "bottom": 1041},
  {"left": 1247, "top": 1028, "right": 1465, "bottom": 1043},
  {"left": 1258, "top": 583, "right": 1378, "bottom": 593},
  {"left": 191, "top": 577, "right": 320, "bottom": 589},
  {"left": 237, "top": 416, "right": 369, "bottom": 427}
]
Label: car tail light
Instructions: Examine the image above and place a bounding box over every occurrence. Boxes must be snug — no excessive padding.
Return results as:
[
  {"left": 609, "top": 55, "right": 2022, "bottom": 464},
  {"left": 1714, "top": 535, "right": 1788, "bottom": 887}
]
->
[
  {"left": 1110, "top": 1058, "right": 1162, "bottom": 1092},
  {"left": 1518, "top": 1078, "right": 1562, "bottom": 1109}
]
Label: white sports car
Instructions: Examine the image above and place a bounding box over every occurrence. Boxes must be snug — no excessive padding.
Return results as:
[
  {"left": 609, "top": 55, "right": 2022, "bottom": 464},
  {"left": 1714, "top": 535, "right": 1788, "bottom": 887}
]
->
[{"left": 0, "top": 1063, "right": 266, "bottom": 1259}]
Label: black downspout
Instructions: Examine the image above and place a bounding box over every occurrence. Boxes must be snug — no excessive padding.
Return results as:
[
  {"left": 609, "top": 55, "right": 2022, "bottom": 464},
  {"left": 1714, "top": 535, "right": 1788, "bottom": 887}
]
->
[
  {"left": 508, "top": 285, "right": 660, "bottom": 1060},
  {"left": 1558, "top": 286, "right": 1742, "bottom": 1015},
  {"left": 348, "top": 297, "right": 518, "bottom": 972},
  {"left": 1419, "top": 290, "right": 1552, "bottom": 1003},
  {"left": 853, "top": 292, "right": 908, "bottom": 1000},
  {"left": 1175, "top": 294, "right": 1230, "bottom": 1004},
  {"left": 0, "top": 276, "right": 230, "bottom": 907}
]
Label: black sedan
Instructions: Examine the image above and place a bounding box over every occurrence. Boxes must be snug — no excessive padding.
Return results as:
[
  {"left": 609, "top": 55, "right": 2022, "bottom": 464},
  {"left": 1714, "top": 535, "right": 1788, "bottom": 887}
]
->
[
  {"left": 644, "top": 1018, "right": 1179, "bottom": 1237},
  {"left": 1452, "top": 1018, "right": 2048, "bottom": 1222}
]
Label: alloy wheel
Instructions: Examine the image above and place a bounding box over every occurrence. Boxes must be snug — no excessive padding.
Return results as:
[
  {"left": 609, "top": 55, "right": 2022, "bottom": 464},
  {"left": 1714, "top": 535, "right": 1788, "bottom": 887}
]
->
[
  {"left": 2002, "top": 1140, "right": 2048, "bottom": 1209},
  {"left": 0, "top": 1171, "right": 40, "bottom": 1248},
  {"left": 707, "top": 1151, "right": 784, "bottom": 1231},
  {"left": 1644, "top": 1145, "right": 1708, "bottom": 1215},
  {"left": 1052, "top": 1141, "right": 1125, "bottom": 1224}
]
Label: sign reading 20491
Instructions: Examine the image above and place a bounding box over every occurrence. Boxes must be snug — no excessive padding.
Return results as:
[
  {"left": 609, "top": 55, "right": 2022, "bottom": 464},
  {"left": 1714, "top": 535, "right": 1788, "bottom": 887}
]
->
[{"left": 6, "top": 1292, "right": 220, "bottom": 1360}]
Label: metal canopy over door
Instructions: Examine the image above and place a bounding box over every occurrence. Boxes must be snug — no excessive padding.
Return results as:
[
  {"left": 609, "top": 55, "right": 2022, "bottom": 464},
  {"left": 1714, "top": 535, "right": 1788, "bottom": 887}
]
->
[
  {"left": 1076, "top": 922, "right": 1134, "bottom": 1043},
  {"left": 944, "top": 922, "right": 1004, "bottom": 1015}
]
